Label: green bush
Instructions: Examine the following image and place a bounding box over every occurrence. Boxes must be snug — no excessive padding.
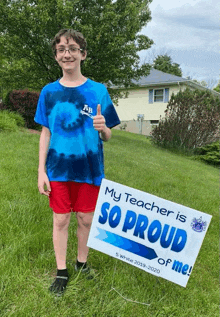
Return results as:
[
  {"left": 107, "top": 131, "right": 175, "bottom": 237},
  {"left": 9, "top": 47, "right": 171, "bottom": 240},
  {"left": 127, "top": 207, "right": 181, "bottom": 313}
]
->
[
  {"left": 4, "top": 110, "right": 26, "bottom": 127},
  {"left": 194, "top": 141, "right": 219, "bottom": 166},
  {"left": 151, "top": 88, "right": 220, "bottom": 150},
  {"left": 0, "top": 111, "right": 19, "bottom": 132},
  {"left": 3, "top": 89, "right": 40, "bottom": 129}
]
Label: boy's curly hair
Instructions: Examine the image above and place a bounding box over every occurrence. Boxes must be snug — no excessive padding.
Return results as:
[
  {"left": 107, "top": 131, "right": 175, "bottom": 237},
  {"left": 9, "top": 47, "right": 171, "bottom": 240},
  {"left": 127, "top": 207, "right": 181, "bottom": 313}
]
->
[{"left": 51, "top": 29, "right": 87, "bottom": 63}]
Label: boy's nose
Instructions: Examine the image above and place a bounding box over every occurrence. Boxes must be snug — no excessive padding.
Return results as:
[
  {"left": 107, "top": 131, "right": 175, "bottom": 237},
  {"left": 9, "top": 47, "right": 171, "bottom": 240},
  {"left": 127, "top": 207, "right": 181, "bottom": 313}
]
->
[{"left": 64, "top": 49, "right": 71, "bottom": 56}]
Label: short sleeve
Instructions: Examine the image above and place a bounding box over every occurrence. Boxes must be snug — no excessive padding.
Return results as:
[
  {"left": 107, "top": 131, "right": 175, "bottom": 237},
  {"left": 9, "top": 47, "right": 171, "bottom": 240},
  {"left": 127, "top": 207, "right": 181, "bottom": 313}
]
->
[
  {"left": 100, "top": 86, "right": 120, "bottom": 128},
  {"left": 34, "top": 87, "right": 49, "bottom": 128}
]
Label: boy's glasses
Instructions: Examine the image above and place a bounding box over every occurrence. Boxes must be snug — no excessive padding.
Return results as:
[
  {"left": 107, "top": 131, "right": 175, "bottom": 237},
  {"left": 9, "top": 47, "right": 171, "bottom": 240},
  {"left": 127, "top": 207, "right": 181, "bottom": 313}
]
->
[{"left": 56, "top": 47, "right": 83, "bottom": 55}]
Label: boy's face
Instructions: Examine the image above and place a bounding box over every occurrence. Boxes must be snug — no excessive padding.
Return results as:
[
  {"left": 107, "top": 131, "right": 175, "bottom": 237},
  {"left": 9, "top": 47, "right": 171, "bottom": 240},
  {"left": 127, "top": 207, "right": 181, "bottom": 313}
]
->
[{"left": 55, "top": 36, "right": 86, "bottom": 73}]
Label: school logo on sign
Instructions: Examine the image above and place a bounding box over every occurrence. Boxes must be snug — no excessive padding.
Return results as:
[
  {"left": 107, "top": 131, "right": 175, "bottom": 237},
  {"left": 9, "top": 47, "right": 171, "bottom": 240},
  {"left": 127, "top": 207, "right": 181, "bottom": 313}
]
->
[{"left": 191, "top": 217, "right": 207, "bottom": 233}]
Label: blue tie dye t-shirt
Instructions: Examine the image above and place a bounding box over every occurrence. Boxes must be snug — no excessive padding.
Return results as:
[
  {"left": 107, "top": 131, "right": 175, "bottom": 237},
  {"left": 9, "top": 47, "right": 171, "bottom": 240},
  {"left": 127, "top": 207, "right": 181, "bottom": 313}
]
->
[{"left": 34, "top": 78, "right": 120, "bottom": 186}]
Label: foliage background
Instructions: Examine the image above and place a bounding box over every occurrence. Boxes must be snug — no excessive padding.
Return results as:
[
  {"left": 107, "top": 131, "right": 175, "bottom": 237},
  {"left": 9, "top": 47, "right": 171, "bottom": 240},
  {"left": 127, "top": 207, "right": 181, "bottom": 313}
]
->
[
  {"left": 152, "top": 54, "right": 182, "bottom": 77},
  {"left": 0, "top": 0, "right": 154, "bottom": 103},
  {"left": 151, "top": 88, "right": 220, "bottom": 152}
]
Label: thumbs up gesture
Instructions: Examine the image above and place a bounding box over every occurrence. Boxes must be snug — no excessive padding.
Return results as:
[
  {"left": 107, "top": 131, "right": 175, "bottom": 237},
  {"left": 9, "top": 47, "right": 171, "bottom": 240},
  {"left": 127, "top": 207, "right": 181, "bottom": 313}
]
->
[{"left": 93, "top": 104, "right": 106, "bottom": 132}]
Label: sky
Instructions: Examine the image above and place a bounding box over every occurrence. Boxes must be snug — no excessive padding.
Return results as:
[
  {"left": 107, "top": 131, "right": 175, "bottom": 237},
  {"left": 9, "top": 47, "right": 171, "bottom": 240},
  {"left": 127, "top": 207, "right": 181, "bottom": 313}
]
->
[{"left": 139, "top": 0, "right": 220, "bottom": 88}]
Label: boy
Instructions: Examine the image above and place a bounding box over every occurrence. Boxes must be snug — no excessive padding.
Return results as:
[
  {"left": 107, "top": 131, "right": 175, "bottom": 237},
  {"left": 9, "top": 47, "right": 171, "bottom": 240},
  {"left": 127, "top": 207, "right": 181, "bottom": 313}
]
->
[{"left": 34, "top": 29, "right": 120, "bottom": 295}]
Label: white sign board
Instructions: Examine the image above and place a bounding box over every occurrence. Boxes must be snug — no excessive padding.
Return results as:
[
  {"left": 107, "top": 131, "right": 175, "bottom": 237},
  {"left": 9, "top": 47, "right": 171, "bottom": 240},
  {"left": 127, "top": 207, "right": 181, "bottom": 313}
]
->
[{"left": 87, "top": 179, "right": 212, "bottom": 287}]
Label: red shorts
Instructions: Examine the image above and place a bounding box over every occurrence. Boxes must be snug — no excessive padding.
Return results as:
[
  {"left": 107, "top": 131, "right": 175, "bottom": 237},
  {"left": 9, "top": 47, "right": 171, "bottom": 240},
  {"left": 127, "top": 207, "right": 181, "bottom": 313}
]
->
[{"left": 49, "top": 181, "right": 100, "bottom": 214}]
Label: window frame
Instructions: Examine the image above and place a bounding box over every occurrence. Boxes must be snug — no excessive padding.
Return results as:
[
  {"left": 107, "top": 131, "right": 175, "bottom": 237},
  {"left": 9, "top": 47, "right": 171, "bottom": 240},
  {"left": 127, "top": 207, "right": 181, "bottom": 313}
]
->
[
  {"left": 150, "top": 120, "right": 159, "bottom": 125},
  {"left": 149, "top": 88, "right": 169, "bottom": 104},
  {"left": 153, "top": 88, "right": 165, "bottom": 103}
]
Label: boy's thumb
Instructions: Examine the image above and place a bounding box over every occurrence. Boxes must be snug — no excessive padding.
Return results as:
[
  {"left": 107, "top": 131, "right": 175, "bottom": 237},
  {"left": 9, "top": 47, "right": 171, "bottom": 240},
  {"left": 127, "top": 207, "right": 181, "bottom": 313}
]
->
[{"left": 97, "top": 104, "right": 101, "bottom": 115}]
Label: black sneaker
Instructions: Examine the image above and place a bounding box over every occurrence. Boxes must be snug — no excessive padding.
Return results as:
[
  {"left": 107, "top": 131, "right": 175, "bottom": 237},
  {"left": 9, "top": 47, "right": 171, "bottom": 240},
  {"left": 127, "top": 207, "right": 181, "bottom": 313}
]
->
[
  {"left": 74, "top": 264, "right": 96, "bottom": 280},
  {"left": 49, "top": 276, "right": 69, "bottom": 296}
]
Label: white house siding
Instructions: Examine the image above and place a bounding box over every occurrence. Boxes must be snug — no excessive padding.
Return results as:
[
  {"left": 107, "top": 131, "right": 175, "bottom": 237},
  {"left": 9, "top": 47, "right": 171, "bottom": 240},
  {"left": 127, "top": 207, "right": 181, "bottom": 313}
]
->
[{"left": 113, "top": 84, "right": 187, "bottom": 135}]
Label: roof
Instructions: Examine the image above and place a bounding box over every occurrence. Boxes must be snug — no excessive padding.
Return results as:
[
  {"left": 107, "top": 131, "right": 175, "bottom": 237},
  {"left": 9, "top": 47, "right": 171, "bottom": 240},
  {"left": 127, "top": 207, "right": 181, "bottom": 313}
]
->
[
  {"left": 131, "top": 68, "right": 188, "bottom": 86},
  {"left": 108, "top": 68, "right": 189, "bottom": 89},
  {"left": 109, "top": 68, "right": 220, "bottom": 97}
]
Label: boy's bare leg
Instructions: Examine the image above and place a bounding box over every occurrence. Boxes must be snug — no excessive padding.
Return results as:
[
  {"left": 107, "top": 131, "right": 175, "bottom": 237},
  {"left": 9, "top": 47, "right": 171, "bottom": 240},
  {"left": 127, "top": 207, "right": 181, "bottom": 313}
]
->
[
  {"left": 53, "top": 212, "right": 71, "bottom": 270},
  {"left": 75, "top": 212, "right": 94, "bottom": 263}
]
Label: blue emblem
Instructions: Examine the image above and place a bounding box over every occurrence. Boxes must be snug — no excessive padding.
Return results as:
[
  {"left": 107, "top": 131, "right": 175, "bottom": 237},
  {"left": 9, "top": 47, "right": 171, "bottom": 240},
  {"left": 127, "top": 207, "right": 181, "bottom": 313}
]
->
[{"left": 191, "top": 217, "right": 207, "bottom": 233}]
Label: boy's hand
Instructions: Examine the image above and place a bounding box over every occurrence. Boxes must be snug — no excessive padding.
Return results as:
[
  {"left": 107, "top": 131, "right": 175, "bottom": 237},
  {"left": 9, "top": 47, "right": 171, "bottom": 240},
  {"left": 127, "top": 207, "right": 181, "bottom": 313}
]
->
[
  {"left": 38, "top": 172, "right": 51, "bottom": 197},
  {"left": 93, "top": 104, "right": 106, "bottom": 132}
]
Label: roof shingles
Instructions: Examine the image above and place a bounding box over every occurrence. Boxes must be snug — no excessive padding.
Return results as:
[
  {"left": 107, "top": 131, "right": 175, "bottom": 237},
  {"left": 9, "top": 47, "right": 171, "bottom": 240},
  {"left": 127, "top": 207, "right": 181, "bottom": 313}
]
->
[{"left": 132, "top": 68, "right": 188, "bottom": 86}]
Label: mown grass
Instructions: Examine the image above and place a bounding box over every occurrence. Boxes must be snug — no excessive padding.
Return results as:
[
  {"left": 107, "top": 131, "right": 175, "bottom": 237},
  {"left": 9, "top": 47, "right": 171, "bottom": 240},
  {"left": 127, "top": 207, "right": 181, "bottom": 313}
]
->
[{"left": 0, "top": 129, "right": 218, "bottom": 317}]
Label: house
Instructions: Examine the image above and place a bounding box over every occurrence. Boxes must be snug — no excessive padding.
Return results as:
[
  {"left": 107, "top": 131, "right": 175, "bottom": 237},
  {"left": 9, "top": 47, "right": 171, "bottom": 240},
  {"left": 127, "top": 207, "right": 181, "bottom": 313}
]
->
[{"left": 113, "top": 68, "right": 220, "bottom": 135}]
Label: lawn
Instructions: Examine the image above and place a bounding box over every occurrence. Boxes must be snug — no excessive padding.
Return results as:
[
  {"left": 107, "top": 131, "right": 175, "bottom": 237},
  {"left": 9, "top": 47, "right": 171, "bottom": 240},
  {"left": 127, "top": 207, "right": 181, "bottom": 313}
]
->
[{"left": 0, "top": 129, "right": 218, "bottom": 317}]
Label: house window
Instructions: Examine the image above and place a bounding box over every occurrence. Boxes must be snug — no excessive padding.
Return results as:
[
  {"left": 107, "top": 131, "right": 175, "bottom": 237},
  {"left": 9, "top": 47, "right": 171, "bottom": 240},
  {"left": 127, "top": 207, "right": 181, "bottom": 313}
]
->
[
  {"left": 150, "top": 120, "right": 159, "bottom": 130},
  {"left": 150, "top": 120, "right": 159, "bottom": 125},
  {"left": 154, "top": 89, "right": 164, "bottom": 102},
  {"left": 149, "top": 88, "right": 169, "bottom": 104}
]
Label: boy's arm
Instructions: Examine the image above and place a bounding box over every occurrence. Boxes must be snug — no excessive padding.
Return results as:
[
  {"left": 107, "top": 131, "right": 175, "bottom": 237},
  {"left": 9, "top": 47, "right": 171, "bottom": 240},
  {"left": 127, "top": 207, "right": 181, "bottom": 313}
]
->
[
  {"left": 99, "top": 126, "right": 112, "bottom": 142},
  {"left": 38, "top": 126, "right": 51, "bottom": 173},
  {"left": 38, "top": 126, "right": 51, "bottom": 196}
]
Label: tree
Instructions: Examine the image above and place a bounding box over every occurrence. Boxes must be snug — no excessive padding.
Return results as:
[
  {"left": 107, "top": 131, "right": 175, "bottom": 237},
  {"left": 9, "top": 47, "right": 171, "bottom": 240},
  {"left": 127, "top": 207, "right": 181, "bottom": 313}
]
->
[
  {"left": 153, "top": 54, "right": 182, "bottom": 77},
  {"left": 192, "top": 79, "right": 208, "bottom": 88},
  {"left": 0, "top": 0, "right": 154, "bottom": 103},
  {"left": 213, "top": 81, "right": 220, "bottom": 93},
  {"left": 151, "top": 88, "right": 220, "bottom": 150}
]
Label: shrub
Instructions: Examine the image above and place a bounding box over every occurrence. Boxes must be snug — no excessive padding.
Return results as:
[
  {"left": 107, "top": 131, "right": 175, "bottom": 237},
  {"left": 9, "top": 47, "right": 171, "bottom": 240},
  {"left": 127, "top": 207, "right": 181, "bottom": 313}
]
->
[
  {"left": 0, "top": 111, "right": 19, "bottom": 132},
  {"left": 194, "top": 141, "right": 219, "bottom": 166},
  {"left": 119, "top": 123, "right": 127, "bottom": 130},
  {"left": 4, "top": 89, "right": 40, "bottom": 129},
  {"left": 0, "top": 101, "right": 8, "bottom": 111},
  {"left": 151, "top": 88, "right": 220, "bottom": 150},
  {"left": 4, "top": 110, "right": 26, "bottom": 127}
]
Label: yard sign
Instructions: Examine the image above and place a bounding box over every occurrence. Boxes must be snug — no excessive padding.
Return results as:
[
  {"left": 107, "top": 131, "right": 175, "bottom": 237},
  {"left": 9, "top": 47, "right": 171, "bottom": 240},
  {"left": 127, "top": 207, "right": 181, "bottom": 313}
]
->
[{"left": 87, "top": 179, "right": 212, "bottom": 287}]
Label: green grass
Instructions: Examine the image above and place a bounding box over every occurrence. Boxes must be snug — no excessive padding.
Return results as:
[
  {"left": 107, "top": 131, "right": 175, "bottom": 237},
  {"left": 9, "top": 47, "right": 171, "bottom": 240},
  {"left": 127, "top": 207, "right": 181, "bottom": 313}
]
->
[{"left": 0, "top": 129, "right": 218, "bottom": 317}]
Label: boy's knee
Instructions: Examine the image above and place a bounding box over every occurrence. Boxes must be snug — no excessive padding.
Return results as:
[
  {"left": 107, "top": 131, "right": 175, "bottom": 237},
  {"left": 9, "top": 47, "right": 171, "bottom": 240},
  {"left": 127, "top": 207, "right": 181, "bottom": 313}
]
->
[
  {"left": 53, "top": 213, "right": 71, "bottom": 230},
  {"left": 77, "top": 212, "right": 93, "bottom": 228}
]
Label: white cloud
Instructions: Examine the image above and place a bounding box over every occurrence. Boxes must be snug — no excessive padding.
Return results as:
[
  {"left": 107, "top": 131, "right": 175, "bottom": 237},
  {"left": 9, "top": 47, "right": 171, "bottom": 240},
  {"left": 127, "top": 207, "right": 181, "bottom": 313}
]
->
[
  {"left": 140, "top": 0, "right": 220, "bottom": 84},
  {"left": 150, "top": 0, "right": 203, "bottom": 11}
]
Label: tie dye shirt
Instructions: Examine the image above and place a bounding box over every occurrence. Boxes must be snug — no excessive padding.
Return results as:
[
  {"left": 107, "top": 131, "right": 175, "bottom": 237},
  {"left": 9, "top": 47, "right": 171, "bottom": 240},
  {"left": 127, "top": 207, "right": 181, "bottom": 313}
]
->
[{"left": 34, "top": 78, "right": 120, "bottom": 186}]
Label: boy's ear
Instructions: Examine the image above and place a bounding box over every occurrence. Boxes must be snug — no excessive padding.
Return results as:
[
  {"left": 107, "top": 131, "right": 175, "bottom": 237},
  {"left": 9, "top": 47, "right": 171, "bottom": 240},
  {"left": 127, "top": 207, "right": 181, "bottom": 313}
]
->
[
  {"left": 54, "top": 51, "right": 58, "bottom": 62},
  {"left": 82, "top": 50, "right": 87, "bottom": 60}
]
